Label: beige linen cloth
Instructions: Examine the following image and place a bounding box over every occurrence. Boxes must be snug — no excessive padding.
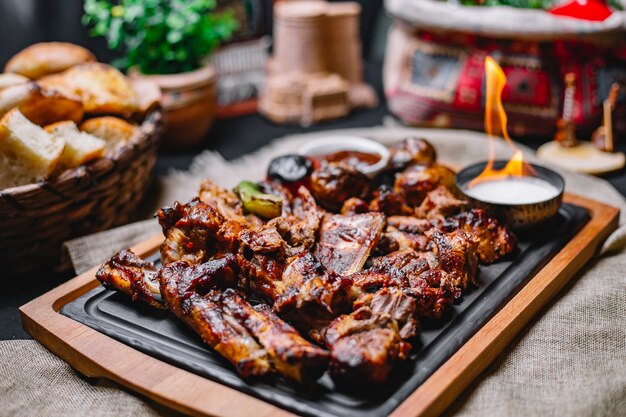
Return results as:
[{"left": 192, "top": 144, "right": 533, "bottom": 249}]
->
[{"left": 2, "top": 127, "right": 625, "bottom": 417}]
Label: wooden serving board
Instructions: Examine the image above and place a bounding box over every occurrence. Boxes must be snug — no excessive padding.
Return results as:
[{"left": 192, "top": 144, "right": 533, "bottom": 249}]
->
[{"left": 20, "top": 193, "right": 619, "bottom": 417}]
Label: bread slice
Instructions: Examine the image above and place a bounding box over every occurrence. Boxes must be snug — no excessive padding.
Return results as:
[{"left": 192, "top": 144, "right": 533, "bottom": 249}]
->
[
  {"left": 4, "top": 42, "right": 96, "bottom": 79},
  {"left": 39, "top": 63, "right": 138, "bottom": 115},
  {"left": 45, "top": 121, "right": 105, "bottom": 172},
  {"left": 0, "top": 109, "right": 64, "bottom": 189},
  {"left": 0, "top": 73, "right": 30, "bottom": 90},
  {"left": 80, "top": 116, "right": 137, "bottom": 155}
]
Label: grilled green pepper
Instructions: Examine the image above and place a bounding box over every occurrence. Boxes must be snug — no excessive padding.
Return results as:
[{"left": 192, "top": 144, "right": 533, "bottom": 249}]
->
[{"left": 233, "top": 181, "right": 282, "bottom": 219}]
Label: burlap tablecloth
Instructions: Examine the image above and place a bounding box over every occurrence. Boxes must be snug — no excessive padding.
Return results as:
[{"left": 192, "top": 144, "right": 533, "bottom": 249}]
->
[{"left": 3, "top": 127, "right": 625, "bottom": 417}]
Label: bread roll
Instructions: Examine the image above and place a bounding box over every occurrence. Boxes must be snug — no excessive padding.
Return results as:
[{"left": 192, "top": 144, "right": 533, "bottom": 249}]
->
[
  {"left": 0, "top": 73, "right": 30, "bottom": 90},
  {"left": 0, "top": 83, "right": 35, "bottom": 118},
  {"left": 45, "top": 121, "right": 105, "bottom": 172},
  {"left": 0, "top": 109, "right": 64, "bottom": 189},
  {"left": 39, "top": 63, "right": 138, "bottom": 115},
  {"left": 19, "top": 84, "right": 84, "bottom": 126},
  {"left": 80, "top": 116, "right": 137, "bottom": 155},
  {"left": 131, "top": 78, "right": 162, "bottom": 114},
  {"left": 0, "top": 82, "right": 84, "bottom": 126},
  {"left": 4, "top": 42, "right": 96, "bottom": 79}
]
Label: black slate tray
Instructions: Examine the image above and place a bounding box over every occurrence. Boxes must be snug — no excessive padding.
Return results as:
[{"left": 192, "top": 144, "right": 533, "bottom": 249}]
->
[{"left": 61, "top": 203, "right": 589, "bottom": 417}]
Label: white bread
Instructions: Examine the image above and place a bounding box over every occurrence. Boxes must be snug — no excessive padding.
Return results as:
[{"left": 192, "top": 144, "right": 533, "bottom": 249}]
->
[
  {"left": 0, "top": 73, "right": 30, "bottom": 90},
  {"left": 80, "top": 116, "right": 137, "bottom": 155},
  {"left": 0, "top": 109, "right": 64, "bottom": 189},
  {"left": 4, "top": 42, "right": 96, "bottom": 79},
  {"left": 45, "top": 121, "right": 105, "bottom": 172}
]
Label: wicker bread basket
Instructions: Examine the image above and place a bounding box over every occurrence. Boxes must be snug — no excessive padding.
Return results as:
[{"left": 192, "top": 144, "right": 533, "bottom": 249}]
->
[{"left": 0, "top": 109, "right": 163, "bottom": 275}]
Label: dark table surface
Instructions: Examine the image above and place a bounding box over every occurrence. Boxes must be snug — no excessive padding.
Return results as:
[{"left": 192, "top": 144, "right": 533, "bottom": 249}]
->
[{"left": 3, "top": 60, "right": 626, "bottom": 342}]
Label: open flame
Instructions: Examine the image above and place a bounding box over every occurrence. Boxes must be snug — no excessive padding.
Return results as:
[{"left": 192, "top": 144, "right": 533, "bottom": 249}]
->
[{"left": 468, "top": 56, "right": 536, "bottom": 187}]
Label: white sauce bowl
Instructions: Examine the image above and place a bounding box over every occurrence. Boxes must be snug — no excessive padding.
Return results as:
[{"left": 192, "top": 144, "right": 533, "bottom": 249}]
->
[{"left": 297, "top": 136, "right": 390, "bottom": 178}]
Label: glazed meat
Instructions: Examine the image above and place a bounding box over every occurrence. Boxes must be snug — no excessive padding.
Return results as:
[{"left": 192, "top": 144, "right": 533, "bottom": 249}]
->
[
  {"left": 427, "top": 228, "right": 479, "bottom": 292},
  {"left": 274, "top": 252, "right": 351, "bottom": 342},
  {"left": 394, "top": 163, "right": 456, "bottom": 206},
  {"left": 157, "top": 198, "right": 232, "bottom": 265},
  {"left": 415, "top": 186, "right": 468, "bottom": 219},
  {"left": 327, "top": 328, "right": 411, "bottom": 385},
  {"left": 198, "top": 179, "right": 249, "bottom": 225},
  {"left": 95, "top": 135, "right": 519, "bottom": 387},
  {"left": 341, "top": 187, "right": 412, "bottom": 217},
  {"left": 239, "top": 187, "right": 324, "bottom": 260},
  {"left": 340, "top": 197, "right": 370, "bottom": 215},
  {"left": 310, "top": 161, "right": 371, "bottom": 211},
  {"left": 160, "top": 257, "right": 329, "bottom": 383},
  {"left": 369, "top": 187, "right": 413, "bottom": 216},
  {"left": 314, "top": 212, "right": 386, "bottom": 276},
  {"left": 443, "top": 209, "right": 517, "bottom": 264},
  {"left": 96, "top": 249, "right": 163, "bottom": 308},
  {"left": 219, "top": 291, "right": 329, "bottom": 383},
  {"left": 323, "top": 288, "right": 416, "bottom": 386},
  {"left": 388, "top": 136, "right": 437, "bottom": 170},
  {"left": 368, "top": 249, "right": 455, "bottom": 318},
  {"left": 158, "top": 255, "right": 239, "bottom": 319},
  {"left": 237, "top": 252, "right": 285, "bottom": 302}
]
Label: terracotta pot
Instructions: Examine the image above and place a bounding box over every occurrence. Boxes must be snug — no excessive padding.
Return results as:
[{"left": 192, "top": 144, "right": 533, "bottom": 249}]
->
[{"left": 132, "top": 64, "right": 217, "bottom": 150}]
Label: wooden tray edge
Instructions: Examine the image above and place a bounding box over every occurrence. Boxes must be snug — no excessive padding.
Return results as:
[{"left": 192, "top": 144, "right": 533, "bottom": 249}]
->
[{"left": 19, "top": 193, "right": 620, "bottom": 417}]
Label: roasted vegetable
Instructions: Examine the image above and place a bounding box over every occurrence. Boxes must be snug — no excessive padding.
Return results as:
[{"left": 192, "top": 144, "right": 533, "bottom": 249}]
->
[{"left": 234, "top": 180, "right": 282, "bottom": 219}]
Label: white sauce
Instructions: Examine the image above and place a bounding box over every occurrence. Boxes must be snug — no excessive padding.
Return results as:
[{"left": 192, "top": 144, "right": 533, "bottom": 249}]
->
[{"left": 464, "top": 177, "right": 559, "bottom": 205}]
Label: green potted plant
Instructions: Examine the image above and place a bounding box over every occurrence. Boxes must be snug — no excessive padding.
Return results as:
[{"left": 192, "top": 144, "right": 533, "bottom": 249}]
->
[{"left": 83, "top": 0, "right": 238, "bottom": 149}]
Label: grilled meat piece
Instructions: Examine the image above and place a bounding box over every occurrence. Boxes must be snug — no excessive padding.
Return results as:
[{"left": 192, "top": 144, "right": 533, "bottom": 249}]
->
[
  {"left": 179, "top": 291, "right": 274, "bottom": 378},
  {"left": 198, "top": 179, "right": 248, "bottom": 224},
  {"left": 328, "top": 328, "right": 411, "bottom": 385},
  {"left": 96, "top": 249, "right": 163, "bottom": 308},
  {"left": 314, "top": 212, "right": 386, "bottom": 276},
  {"left": 239, "top": 187, "right": 324, "bottom": 260},
  {"left": 159, "top": 255, "right": 239, "bottom": 317},
  {"left": 159, "top": 258, "right": 271, "bottom": 378},
  {"left": 382, "top": 228, "right": 432, "bottom": 253},
  {"left": 310, "top": 161, "right": 371, "bottom": 212},
  {"left": 157, "top": 198, "right": 227, "bottom": 265},
  {"left": 341, "top": 197, "right": 370, "bottom": 215},
  {"left": 426, "top": 228, "right": 479, "bottom": 292},
  {"left": 388, "top": 215, "right": 437, "bottom": 235},
  {"left": 160, "top": 257, "right": 329, "bottom": 382},
  {"left": 340, "top": 187, "right": 412, "bottom": 217},
  {"left": 394, "top": 163, "right": 456, "bottom": 206},
  {"left": 274, "top": 252, "right": 351, "bottom": 342},
  {"left": 443, "top": 209, "right": 516, "bottom": 264},
  {"left": 323, "top": 288, "right": 416, "bottom": 385},
  {"left": 352, "top": 287, "right": 419, "bottom": 340},
  {"left": 388, "top": 137, "right": 437, "bottom": 170},
  {"left": 415, "top": 186, "right": 468, "bottom": 219},
  {"left": 368, "top": 186, "right": 414, "bottom": 216},
  {"left": 237, "top": 252, "right": 285, "bottom": 303},
  {"left": 369, "top": 249, "right": 455, "bottom": 318},
  {"left": 221, "top": 293, "right": 329, "bottom": 383}
]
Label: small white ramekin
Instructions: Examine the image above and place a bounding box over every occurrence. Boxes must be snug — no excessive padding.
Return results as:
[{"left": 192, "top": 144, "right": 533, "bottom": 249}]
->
[{"left": 297, "top": 136, "right": 390, "bottom": 178}]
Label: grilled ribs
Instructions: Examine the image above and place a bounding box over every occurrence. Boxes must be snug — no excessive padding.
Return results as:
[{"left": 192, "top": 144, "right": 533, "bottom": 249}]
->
[
  {"left": 96, "top": 249, "right": 163, "bottom": 308},
  {"left": 314, "top": 212, "right": 386, "bottom": 276}
]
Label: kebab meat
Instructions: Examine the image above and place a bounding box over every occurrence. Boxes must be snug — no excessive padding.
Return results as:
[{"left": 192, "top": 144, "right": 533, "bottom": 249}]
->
[{"left": 96, "top": 137, "right": 516, "bottom": 386}]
